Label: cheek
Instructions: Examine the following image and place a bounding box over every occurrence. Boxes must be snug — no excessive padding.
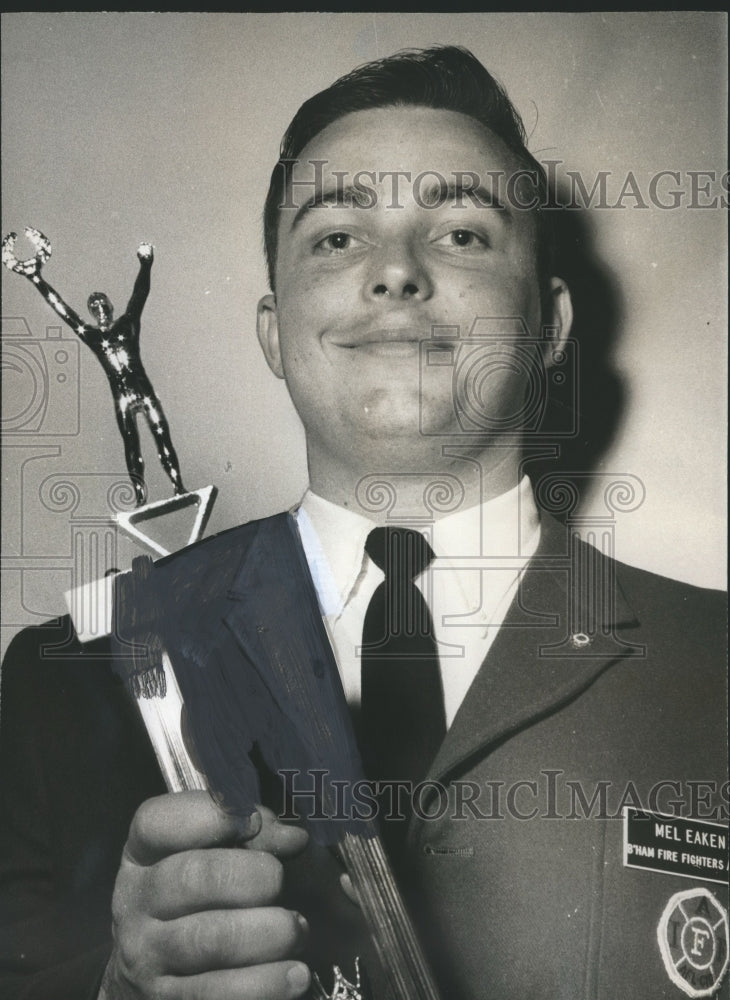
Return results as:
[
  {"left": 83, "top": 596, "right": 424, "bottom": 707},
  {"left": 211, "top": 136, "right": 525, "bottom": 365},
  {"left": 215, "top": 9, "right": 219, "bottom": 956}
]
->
[
  {"left": 276, "top": 271, "right": 339, "bottom": 329},
  {"left": 489, "top": 271, "right": 543, "bottom": 331},
  {"left": 450, "top": 351, "right": 536, "bottom": 434},
  {"left": 278, "top": 333, "right": 315, "bottom": 374},
  {"left": 438, "top": 274, "right": 542, "bottom": 336},
  {"left": 273, "top": 305, "right": 330, "bottom": 389}
]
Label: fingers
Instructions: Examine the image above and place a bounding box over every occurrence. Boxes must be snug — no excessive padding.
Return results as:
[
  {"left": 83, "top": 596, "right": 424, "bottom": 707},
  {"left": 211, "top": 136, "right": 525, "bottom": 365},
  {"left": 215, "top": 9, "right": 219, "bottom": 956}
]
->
[
  {"left": 339, "top": 872, "right": 361, "bottom": 907},
  {"left": 246, "top": 806, "right": 309, "bottom": 858},
  {"left": 124, "top": 800, "right": 309, "bottom": 920},
  {"left": 156, "top": 961, "right": 311, "bottom": 1000},
  {"left": 146, "top": 848, "right": 284, "bottom": 918},
  {"left": 125, "top": 795, "right": 309, "bottom": 868},
  {"left": 155, "top": 906, "right": 308, "bottom": 973},
  {"left": 109, "top": 794, "right": 313, "bottom": 999},
  {"left": 124, "top": 791, "right": 258, "bottom": 866}
]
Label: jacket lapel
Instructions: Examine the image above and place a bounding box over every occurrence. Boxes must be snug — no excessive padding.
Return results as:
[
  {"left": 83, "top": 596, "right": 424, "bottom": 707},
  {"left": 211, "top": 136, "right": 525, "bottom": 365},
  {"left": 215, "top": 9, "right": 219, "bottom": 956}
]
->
[
  {"left": 222, "top": 513, "right": 365, "bottom": 792},
  {"left": 428, "top": 514, "right": 642, "bottom": 784}
]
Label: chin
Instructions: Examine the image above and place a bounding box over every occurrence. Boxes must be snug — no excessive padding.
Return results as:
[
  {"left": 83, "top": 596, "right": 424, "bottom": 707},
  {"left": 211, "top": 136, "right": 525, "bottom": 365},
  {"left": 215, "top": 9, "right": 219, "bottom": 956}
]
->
[{"left": 356, "top": 385, "right": 462, "bottom": 430}]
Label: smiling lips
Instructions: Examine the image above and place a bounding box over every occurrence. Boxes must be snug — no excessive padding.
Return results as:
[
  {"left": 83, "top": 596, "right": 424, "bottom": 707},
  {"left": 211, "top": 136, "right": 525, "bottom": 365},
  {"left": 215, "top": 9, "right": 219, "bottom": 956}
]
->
[{"left": 335, "top": 327, "right": 451, "bottom": 355}]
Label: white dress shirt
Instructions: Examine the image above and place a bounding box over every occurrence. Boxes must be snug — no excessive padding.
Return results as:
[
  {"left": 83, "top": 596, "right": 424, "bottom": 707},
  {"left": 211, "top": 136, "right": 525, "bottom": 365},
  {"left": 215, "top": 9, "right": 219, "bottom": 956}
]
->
[{"left": 294, "top": 477, "right": 540, "bottom": 728}]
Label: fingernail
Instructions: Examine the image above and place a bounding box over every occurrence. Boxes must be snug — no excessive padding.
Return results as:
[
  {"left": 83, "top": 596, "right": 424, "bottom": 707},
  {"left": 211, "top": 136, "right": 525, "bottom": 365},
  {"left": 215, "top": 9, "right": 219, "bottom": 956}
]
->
[
  {"left": 233, "top": 809, "right": 262, "bottom": 841},
  {"left": 287, "top": 962, "right": 311, "bottom": 995},
  {"left": 295, "top": 911, "right": 309, "bottom": 934}
]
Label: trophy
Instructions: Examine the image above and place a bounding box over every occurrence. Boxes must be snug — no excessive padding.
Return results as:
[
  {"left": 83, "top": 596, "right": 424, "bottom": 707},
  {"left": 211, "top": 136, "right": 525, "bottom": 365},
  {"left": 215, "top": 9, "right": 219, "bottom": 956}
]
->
[
  {"left": 2, "top": 226, "right": 217, "bottom": 557},
  {"left": 3, "top": 228, "right": 442, "bottom": 1000}
]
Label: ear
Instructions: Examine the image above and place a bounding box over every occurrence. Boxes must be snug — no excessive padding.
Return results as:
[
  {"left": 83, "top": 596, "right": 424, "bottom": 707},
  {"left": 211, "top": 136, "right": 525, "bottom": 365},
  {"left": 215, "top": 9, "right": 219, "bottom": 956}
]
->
[
  {"left": 542, "top": 276, "right": 573, "bottom": 366},
  {"left": 256, "top": 294, "right": 285, "bottom": 379}
]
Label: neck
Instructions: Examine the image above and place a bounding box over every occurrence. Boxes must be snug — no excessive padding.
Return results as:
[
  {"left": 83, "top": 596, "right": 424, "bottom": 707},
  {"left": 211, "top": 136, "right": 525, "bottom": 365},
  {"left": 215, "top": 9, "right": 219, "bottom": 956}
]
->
[{"left": 307, "top": 440, "right": 523, "bottom": 523}]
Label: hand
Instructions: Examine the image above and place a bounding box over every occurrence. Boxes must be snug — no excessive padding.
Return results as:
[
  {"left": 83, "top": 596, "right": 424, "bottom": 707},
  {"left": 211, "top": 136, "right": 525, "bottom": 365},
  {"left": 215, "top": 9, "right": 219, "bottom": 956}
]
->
[
  {"left": 99, "top": 792, "right": 311, "bottom": 1000},
  {"left": 1, "top": 232, "right": 21, "bottom": 271},
  {"left": 2, "top": 227, "right": 51, "bottom": 276},
  {"left": 137, "top": 242, "right": 154, "bottom": 262}
]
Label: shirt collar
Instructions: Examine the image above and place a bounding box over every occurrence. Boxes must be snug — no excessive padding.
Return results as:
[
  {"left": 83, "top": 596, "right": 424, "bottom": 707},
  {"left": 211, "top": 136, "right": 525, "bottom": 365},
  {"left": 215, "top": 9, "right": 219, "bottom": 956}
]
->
[
  {"left": 430, "top": 475, "right": 539, "bottom": 561},
  {"left": 294, "top": 493, "right": 375, "bottom": 616},
  {"left": 295, "top": 476, "right": 539, "bottom": 615}
]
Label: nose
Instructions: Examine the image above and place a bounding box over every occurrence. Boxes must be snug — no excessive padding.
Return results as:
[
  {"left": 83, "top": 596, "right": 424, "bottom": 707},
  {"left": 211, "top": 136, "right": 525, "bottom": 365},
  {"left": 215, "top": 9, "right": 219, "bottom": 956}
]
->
[{"left": 365, "top": 241, "right": 433, "bottom": 301}]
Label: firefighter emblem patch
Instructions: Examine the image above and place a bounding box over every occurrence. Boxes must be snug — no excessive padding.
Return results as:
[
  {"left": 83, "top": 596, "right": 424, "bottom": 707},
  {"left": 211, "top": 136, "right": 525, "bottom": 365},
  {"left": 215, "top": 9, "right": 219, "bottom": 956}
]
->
[{"left": 657, "top": 887, "right": 729, "bottom": 997}]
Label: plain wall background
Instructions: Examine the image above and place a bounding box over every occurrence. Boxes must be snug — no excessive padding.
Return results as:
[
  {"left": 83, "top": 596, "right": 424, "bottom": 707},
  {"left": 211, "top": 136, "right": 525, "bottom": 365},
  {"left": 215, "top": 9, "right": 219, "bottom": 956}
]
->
[{"left": 1, "top": 12, "right": 727, "bottom": 657}]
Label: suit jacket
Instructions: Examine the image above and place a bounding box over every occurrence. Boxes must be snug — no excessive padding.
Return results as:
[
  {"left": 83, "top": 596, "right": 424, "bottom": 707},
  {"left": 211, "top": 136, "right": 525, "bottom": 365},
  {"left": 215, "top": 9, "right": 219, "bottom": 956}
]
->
[{"left": 1, "top": 511, "right": 727, "bottom": 1000}]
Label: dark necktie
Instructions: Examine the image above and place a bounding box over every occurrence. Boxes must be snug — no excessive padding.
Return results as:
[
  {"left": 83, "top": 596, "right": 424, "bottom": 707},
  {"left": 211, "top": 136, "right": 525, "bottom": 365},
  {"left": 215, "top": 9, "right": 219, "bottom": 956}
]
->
[{"left": 360, "top": 527, "right": 446, "bottom": 792}]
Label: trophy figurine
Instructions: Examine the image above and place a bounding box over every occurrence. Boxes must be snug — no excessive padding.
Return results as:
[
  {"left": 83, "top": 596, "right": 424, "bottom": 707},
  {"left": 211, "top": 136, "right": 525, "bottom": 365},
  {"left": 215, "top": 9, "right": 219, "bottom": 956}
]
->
[{"left": 2, "top": 227, "right": 216, "bottom": 557}]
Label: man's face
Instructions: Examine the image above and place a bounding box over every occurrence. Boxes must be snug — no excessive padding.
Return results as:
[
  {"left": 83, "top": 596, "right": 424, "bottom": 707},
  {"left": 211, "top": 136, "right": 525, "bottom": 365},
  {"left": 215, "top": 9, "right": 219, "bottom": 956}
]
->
[{"left": 258, "top": 106, "right": 570, "bottom": 476}]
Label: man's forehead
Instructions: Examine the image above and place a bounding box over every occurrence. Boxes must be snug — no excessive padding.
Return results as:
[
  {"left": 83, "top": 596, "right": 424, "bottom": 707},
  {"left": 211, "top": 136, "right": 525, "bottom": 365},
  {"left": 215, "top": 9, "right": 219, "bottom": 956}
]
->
[
  {"left": 288, "top": 105, "right": 521, "bottom": 181},
  {"left": 277, "top": 106, "right": 538, "bottom": 228},
  {"left": 278, "top": 107, "right": 537, "bottom": 232}
]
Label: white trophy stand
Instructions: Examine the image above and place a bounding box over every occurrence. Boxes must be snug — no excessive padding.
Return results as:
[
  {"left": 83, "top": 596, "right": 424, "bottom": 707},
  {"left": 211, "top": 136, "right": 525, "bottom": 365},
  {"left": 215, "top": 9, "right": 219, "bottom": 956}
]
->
[
  {"left": 65, "top": 485, "right": 218, "bottom": 642},
  {"left": 114, "top": 484, "right": 218, "bottom": 559},
  {"left": 64, "top": 485, "right": 218, "bottom": 793}
]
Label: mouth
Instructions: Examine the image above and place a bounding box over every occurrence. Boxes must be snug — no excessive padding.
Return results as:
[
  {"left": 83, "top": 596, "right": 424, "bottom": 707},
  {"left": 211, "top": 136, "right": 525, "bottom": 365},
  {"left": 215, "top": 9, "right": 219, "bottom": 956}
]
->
[{"left": 333, "top": 327, "right": 434, "bottom": 356}]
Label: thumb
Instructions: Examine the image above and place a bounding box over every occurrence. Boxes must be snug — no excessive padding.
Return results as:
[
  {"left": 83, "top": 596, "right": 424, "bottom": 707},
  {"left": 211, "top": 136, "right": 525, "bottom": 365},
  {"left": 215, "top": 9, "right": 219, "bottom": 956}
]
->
[{"left": 243, "top": 804, "right": 310, "bottom": 858}]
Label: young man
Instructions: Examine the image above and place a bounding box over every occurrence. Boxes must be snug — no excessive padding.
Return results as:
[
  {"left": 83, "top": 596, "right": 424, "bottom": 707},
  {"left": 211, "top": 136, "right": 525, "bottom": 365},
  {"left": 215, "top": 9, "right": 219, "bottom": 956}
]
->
[{"left": 1, "top": 47, "right": 726, "bottom": 1000}]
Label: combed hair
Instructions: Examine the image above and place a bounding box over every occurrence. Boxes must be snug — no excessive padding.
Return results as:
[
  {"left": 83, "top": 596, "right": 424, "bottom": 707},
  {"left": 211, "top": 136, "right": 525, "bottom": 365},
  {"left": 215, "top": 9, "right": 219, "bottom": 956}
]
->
[{"left": 263, "top": 45, "right": 553, "bottom": 292}]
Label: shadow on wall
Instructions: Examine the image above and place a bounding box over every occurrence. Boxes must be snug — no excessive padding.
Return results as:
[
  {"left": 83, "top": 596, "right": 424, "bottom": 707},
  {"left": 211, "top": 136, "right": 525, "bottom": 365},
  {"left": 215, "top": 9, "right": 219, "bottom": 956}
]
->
[{"left": 527, "top": 189, "right": 626, "bottom": 517}]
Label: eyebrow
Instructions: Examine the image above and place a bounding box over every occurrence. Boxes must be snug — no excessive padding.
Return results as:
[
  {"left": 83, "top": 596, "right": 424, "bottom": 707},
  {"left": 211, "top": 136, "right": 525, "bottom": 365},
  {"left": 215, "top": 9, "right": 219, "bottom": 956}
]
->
[
  {"left": 288, "top": 178, "right": 512, "bottom": 231},
  {"left": 290, "top": 184, "right": 370, "bottom": 230},
  {"left": 419, "top": 179, "right": 512, "bottom": 223}
]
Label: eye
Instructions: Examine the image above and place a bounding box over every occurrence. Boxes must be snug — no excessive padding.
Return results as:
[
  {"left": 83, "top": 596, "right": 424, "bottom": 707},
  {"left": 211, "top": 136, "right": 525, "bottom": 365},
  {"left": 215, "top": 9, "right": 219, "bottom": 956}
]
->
[
  {"left": 434, "top": 228, "right": 489, "bottom": 251},
  {"left": 314, "top": 231, "right": 361, "bottom": 254}
]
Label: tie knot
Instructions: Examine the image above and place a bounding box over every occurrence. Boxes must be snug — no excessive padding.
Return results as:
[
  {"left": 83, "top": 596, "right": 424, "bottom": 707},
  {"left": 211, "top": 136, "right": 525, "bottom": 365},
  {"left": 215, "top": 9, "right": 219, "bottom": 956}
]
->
[{"left": 365, "top": 526, "right": 434, "bottom": 582}]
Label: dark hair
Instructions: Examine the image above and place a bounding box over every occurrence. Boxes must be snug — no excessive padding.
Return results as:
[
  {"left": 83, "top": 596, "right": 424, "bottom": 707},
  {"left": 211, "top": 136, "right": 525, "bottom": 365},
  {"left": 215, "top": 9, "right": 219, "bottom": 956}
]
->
[{"left": 263, "top": 45, "right": 554, "bottom": 294}]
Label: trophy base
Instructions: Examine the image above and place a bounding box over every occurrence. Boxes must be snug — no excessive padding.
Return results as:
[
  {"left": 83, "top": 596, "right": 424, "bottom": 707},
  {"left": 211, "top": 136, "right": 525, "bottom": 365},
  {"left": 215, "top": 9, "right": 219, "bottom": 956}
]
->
[
  {"left": 65, "top": 485, "right": 217, "bottom": 642},
  {"left": 115, "top": 485, "right": 218, "bottom": 557}
]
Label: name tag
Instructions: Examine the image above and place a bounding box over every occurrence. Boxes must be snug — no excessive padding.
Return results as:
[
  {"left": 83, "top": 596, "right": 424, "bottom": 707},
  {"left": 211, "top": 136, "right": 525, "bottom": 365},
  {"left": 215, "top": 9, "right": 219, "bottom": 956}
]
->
[{"left": 623, "top": 808, "right": 729, "bottom": 884}]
